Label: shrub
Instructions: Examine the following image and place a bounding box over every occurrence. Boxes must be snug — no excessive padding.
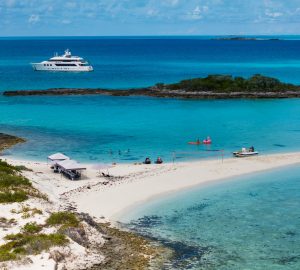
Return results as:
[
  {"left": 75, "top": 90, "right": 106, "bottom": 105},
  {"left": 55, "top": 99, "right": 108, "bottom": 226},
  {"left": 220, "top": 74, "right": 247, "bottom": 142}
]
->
[
  {"left": 0, "top": 161, "right": 47, "bottom": 203},
  {"left": 0, "top": 191, "right": 28, "bottom": 203},
  {"left": 0, "top": 172, "right": 31, "bottom": 188},
  {"left": 22, "top": 222, "right": 42, "bottom": 234},
  {"left": 24, "top": 234, "right": 68, "bottom": 254},
  {"left": 46, "top": 212, "right": 79, "bottom": 228},
  {"left": 167, "top": 74, "right": 300, "bottom": 93},
  {"left": 155, "top": 83, "right": 164, "bottom": 90},
  {"left": 0, "top": 233, "right": 69, "bottom": 261},
  {"left": 0, "top": 242, "right": 18, "bottom": 261},
  {"left": 14, "top": 165, "right": 32, "bottom": 172},
  {"left": 0, "top": 160, "right": 17, "bottom": 175}
]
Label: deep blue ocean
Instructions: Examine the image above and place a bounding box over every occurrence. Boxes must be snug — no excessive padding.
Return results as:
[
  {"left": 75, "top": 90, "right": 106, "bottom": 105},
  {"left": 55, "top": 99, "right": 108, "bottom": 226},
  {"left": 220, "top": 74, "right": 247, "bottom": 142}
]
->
[
  {"left": 1, "top": 36, "right": 300, "bottom": 91},
  {"left": 1, "top": 37, "right": 300, "bottom": 269}
]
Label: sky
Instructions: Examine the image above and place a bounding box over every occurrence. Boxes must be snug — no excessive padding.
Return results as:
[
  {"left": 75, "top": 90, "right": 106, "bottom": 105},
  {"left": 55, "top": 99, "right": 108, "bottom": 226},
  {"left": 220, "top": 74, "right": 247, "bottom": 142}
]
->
[{"left": 0, "top": 0, "right": 300, "bottom": 36}]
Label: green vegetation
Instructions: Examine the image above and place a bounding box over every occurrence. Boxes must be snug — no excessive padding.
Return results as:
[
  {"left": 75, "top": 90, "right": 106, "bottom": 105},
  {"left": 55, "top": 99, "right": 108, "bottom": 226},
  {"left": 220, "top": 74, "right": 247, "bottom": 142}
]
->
[
  {"left": 0, "top": 232, "right": 68, "bottom": 261},
  {"left": 0, "top": 191, "right": 28, "bottom": 203},
  {"left": 14, "top": 165, "right": 32, "bottom": 172},
  {"left": 0, "top": 218, "right": 69, "bottom": 262},
  {"left": 22, "top": 222, "right": 42, "bottom": 234},
  {"left": 11, "top": 205, "right": 43, "bottom": 219},
  {"left": 46, "top": 212, "right": 79, "bottom": 229},
  {"left": 0, "top": 160, "right": 31, "bottom": 203},
  {"left": 0, "top": 160, "right": 20, "bottom": 175},
  {"left": 0, "top": 212, "right": 79, "bottom": 262},
  {"left": 167, "top": 74, "right": 300, "bottom": 93},
  {"left": 154, "top": 82, "right": 165, "bottom": 90},
  {"left": 0, "top": 160, "right": 47, "bottom": 203}
]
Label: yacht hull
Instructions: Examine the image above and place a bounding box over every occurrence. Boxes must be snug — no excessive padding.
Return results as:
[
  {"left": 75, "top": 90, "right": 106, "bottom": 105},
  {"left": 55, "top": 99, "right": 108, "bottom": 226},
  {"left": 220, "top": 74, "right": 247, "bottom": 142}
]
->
[{"left": 31, "top": 63, "right": 93, "bottom": 72}]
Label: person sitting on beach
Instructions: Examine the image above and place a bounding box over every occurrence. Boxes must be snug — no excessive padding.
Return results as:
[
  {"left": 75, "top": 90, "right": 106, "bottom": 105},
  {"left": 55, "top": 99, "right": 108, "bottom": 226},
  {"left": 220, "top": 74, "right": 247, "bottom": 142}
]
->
[
  {"left": 155, "top": 157, "right": 163, "bottom": 164},
  {"left": 144, "top": 157, "right": 151, "bottom": 164},
  {"left": 102, "top": 172, "right": 111, "bottom": 177}
]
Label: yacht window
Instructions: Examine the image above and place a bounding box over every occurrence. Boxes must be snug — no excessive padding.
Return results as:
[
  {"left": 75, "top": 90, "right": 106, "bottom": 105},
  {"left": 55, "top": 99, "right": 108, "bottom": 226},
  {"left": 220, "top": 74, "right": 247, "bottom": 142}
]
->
[{"left": 55, "top": 64, "right": 77, "bottom": 67}]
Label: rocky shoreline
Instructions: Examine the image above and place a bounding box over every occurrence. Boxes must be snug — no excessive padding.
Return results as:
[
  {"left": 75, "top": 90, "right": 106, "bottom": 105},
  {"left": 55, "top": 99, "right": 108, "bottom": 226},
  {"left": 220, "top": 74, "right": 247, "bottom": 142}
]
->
[
  {"left": 4, "top": 74, "right": 300, "bottom": 99},
  {"left": 0, "top": 133, "right": 25, "bottom": 153},
  {"left": 0, "top": 132, "right": 173, "bottom": 270},
  {"left": 4, "top": 88, "right": 300, "bottom": 99}
]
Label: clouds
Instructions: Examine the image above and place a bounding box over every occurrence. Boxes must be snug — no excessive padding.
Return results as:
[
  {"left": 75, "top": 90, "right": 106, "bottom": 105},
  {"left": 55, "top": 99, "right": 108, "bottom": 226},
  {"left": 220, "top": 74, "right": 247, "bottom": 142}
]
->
[
  {"left": 265, "top": 10, "right": 282, "bottom": 19},
  {"left": 184, "top": 5, "right": 210, "bottom": 20},
  {"left": 0, "top": 0, "right": 299, "bottom": 35},
  {"left": 28, "top": 14, "right": 40, "bottom": 24}
]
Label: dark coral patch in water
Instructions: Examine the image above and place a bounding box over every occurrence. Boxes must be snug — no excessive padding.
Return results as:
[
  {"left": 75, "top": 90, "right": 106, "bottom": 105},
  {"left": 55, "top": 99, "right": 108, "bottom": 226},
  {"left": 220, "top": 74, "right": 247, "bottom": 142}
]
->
[
  {"left": 186, "top": 203, "right": 209, "bottom": 212},
  {"left": 276, "top": 255, "right": 300, "bottom": 265},
  {"left": 285, "top": 230, "right": 296, "bottom": 237},
  {"left": 273, "top": 144, "right": 286, "bottom": 147},
  {"left": 129, "top": 215, "right": 163, "bottom": 228}
]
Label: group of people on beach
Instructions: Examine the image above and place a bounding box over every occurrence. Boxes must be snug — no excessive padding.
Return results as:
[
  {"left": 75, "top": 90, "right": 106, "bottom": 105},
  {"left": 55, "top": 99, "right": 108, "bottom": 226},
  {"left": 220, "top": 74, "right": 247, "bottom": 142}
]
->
[{"left": 144, "top": 157, "right": 163, "bottom": 164}]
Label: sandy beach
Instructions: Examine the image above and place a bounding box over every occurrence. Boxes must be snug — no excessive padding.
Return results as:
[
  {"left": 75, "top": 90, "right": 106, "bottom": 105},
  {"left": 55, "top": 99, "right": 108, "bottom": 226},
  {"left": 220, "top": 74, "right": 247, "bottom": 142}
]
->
[{"left": 2, "top": 152, "right": 300, "bottom": 222}]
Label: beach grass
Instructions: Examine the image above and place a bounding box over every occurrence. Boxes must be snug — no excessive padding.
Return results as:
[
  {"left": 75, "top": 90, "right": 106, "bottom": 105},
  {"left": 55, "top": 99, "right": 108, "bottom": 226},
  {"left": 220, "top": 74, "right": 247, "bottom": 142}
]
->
[
  {"left": 0, "top": 232, "right": 68, "bottom": 261},
  {"left": 46, "top": 212, "right": 80, "bottom": 229},
  {"left": 22, "top": 222, "right": 43, "bottom": 234},
  {"left": 0, "top": 159, "right": 47, "bottom": 203}
]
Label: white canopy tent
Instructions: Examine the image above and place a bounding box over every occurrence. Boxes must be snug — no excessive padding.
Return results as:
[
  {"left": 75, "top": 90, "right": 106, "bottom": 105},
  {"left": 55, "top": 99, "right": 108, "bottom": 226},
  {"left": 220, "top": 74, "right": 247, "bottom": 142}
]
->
[
  {"left": 56, "top": 159, "right": 86, "bottom": 171},
  {"left": 47, "top": 153, "right": 70, "bottom": 163},
  {"left": 56, "top": 159, "right": 86, "bottom": 180}
]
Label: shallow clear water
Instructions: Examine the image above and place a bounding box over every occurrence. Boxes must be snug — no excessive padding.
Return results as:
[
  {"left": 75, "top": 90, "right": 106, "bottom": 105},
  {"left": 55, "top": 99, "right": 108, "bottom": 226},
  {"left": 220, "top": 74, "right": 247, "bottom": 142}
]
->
[
  {"left": 1, "top": 95, "right": 300, "bottom": 162},
  {"left": 123, "top": 166, "right": 300, "bottom": 269},
  {"left": 1, "top": 37, "right": 300, "bottom": 269}
]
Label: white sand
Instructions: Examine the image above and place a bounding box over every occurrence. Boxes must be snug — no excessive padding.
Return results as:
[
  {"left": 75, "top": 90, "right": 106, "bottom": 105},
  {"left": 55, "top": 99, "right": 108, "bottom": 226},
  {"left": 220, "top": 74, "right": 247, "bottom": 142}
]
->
[
  {"left": 2, "top": 152, "right": 300, "bottom": 222},
  {"left": 1, "top": 152, "right": 300, "bottom": 269},
  {"left": 0, "top": 157, "right": 106, "bottom": 270}
]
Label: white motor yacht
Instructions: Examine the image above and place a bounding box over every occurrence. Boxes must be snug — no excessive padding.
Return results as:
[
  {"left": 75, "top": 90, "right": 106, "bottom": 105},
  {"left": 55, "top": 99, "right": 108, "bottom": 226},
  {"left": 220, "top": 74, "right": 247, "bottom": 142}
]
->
[{"left": 31, "top": 49, "right": 93, "bottom": 72}]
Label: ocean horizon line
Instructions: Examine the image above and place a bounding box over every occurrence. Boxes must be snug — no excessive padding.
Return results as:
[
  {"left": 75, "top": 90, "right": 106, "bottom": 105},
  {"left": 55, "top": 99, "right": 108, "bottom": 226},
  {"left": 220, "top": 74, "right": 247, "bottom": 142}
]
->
[{"left": 1, "top": 34, "right": 300, "bottom": 40}]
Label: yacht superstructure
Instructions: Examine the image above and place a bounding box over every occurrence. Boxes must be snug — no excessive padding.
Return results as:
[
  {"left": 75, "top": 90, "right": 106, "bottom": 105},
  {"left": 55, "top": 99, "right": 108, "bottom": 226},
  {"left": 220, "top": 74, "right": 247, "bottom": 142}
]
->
[{"left": 31, "top": 49, "right": 93, "bottom": 72}]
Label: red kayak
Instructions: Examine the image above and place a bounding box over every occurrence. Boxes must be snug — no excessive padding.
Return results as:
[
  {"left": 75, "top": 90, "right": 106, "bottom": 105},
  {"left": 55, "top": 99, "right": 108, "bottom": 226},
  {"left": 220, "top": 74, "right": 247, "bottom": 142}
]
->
[
  {"left": 203, "top": 140, "right": 212, "bottom": 144},
  {"left": 188, "top": 141, "right": 201, "bottom": 145}
]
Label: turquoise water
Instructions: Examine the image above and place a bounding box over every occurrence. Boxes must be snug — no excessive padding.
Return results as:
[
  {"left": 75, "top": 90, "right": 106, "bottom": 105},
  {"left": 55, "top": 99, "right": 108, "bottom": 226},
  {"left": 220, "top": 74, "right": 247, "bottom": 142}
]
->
[
  {"left": 1, "top": 37, "right": 300, "bottom": 162},
  {"left": 1, "top": 95, "right": 300, "bottom": 162},
  {"left": 124, "top": 166, "right": 300, "bottom": 269},
  {"left": 1, "top": 37, "right": 300, "bottom": 269}
]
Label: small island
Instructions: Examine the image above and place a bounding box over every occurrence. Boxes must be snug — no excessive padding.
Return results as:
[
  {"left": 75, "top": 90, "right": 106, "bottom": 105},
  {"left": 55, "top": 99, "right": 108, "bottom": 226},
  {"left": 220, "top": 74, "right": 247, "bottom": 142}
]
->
[
  {"left": 3, "top": 74, "right": 300, "bottom": 99},
  {"left": 212, "top": 36, "right": 280, "bottom": 41}
]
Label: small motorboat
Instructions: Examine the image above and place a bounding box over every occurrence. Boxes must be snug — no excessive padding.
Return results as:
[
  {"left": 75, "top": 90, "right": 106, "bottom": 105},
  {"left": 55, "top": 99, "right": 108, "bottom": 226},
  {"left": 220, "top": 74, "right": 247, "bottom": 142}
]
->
[
  {"left": 203, "top": 136, "right": 212, "bottom": 144},
  {"left": 233, "top": 147, "right": 259, "bottom": 157}
]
